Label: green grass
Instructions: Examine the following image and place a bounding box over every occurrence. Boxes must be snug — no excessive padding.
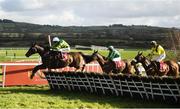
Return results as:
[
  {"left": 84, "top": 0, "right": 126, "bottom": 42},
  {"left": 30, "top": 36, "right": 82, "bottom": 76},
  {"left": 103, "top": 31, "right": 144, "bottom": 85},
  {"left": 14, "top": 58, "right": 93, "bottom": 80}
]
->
[
  {"left": 0, "top": 48, "right": 176, "bottom": 62},
  {"left": 0, "top": 86, "right": 179, "bottom": 108},
  {"left": 0, "top": 49, "right": 39, "bottom": 62}
]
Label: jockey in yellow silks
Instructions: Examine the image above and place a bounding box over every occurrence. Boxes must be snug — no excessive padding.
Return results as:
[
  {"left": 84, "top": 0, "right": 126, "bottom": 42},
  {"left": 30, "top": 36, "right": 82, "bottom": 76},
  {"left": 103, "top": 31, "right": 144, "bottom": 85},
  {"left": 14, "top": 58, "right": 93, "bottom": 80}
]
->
[{"left": 149, "top": 41, "right": 166, "bottom": 62}]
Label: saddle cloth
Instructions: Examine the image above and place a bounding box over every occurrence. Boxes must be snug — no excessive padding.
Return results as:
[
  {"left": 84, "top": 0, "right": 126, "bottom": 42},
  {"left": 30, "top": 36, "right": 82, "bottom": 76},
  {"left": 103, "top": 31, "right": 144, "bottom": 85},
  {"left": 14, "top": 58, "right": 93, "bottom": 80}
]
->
[
  {"left": 114, "top": 60, "right": 125, "bottom": 69},
  {"left": 159, "top": 61, "right": 167, "bottom": 72},
  {"left": 62, "top": 52, "right": 68, "bottom": 60}
]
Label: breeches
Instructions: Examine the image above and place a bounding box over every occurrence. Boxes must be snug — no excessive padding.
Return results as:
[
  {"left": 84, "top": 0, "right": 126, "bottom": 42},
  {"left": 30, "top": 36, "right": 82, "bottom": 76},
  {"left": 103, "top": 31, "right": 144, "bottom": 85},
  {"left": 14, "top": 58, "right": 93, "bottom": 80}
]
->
[{"left": 152, "top": 53, "right": 166, "bottom": 62}]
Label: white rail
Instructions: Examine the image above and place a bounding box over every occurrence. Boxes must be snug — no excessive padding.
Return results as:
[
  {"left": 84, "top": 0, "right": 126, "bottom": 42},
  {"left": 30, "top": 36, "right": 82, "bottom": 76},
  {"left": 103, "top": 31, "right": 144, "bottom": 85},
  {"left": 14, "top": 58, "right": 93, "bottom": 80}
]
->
[
  {"left": 0, "top": 62, "right": 100, "bottom": 88},
  {"left": 0, "top": 62, "right": 99, "bottom": 66}
]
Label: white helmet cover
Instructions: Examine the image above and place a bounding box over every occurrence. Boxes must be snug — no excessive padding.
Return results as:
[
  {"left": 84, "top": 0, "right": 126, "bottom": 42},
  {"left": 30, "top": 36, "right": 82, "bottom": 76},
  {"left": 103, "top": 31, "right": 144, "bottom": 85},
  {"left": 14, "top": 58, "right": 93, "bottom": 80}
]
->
[
  {"left": 53, "top": 37, "right": 60, "bottom": 42},
  {"left": 108, "top": 46, "right": 114, "bottom": 50}
]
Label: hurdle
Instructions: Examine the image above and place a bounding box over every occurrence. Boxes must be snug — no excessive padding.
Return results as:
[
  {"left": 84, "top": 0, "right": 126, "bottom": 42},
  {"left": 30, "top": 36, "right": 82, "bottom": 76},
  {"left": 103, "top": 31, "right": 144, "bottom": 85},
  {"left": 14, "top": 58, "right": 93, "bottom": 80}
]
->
[{"left": 44, "top": 71, "right": 180, "bottom": 103}]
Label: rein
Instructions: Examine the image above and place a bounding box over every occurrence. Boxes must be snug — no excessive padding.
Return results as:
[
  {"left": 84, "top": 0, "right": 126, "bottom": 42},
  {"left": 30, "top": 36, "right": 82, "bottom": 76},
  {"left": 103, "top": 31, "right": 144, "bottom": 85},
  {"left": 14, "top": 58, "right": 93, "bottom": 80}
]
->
[{"left": 142, "top": 56, "right": 153, "bottom": 72}]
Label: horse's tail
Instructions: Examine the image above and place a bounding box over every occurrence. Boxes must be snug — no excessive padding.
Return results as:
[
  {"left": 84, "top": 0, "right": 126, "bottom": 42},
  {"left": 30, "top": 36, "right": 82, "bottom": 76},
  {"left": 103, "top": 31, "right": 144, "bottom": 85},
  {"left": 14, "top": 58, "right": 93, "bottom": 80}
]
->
[
  {"left": 78, "top": 52, "right": 91, "bottom": 63},
  {"left": 178, "top": 62, "right": 180, "bottom": 72},
  {"left": 79, "top": 52, "right": 85, "bottom": 57}
]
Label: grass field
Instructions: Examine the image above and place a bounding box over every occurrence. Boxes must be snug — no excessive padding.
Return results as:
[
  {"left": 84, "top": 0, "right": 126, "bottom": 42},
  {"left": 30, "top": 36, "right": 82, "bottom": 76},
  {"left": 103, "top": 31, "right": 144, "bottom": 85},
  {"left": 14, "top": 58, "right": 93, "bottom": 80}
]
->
[
  {"left": 0, "top": 86, "right": 179, "bottom": 108},
  {"left": 0, "top": 48, "right": 151, "bottom": 63},
  {"left": 0, "top": 48, "right": 179, "bottom": 108}
]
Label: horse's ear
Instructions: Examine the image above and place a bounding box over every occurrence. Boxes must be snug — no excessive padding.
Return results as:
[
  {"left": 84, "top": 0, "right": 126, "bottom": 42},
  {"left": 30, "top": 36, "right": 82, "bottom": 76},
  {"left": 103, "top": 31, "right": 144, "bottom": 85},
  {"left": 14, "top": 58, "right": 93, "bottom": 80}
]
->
[
  {"left": 93, "top": 50, "right": 98, "bottom": 53},
  {"left": 138, "top": 51, "right": 140, "bottom": 54},
  {"left": 138, "top": 51, "right": 143, "bottom": 55},
  {"left": 32, "top": 42, "right": 37, "bottom": 46}
]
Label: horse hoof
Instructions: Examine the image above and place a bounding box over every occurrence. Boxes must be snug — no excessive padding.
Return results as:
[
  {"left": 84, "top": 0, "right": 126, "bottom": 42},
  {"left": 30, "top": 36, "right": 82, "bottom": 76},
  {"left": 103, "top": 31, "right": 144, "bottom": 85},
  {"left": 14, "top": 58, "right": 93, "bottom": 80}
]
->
[{"left": 30, "top": 75, "right": 34, "bottom": 79}]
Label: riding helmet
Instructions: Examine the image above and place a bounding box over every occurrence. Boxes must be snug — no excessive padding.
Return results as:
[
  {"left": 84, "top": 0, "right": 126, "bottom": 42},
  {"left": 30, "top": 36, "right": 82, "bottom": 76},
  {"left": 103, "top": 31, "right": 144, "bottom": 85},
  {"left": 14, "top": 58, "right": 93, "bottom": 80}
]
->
[
  {"left": 150, "top": 41, "right": 157, "bottom": 45},
  {"left": 53, "top": 37, "right": 60, "bottom": 42},
  {"left": 108, "top": 46, "right": 114, "bottom": 50}
]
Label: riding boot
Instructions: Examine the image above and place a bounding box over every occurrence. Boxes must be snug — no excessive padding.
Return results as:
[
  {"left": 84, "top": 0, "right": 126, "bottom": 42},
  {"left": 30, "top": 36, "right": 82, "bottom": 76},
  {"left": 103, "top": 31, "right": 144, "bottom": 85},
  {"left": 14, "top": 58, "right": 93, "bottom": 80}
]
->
[
  {"left": 60, "top": 52, "right": 63, "bottom": 59},
  {"left": 152, "top": 61, "right": 158, "bottom": 71}
]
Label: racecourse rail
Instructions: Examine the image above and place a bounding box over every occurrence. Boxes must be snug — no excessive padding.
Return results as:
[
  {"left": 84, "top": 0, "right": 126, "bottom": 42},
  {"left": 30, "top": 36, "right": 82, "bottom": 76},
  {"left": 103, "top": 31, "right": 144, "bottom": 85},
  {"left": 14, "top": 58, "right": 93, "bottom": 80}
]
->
[{"left": 0, "top": 62, "right": 102, "bottom": 87}]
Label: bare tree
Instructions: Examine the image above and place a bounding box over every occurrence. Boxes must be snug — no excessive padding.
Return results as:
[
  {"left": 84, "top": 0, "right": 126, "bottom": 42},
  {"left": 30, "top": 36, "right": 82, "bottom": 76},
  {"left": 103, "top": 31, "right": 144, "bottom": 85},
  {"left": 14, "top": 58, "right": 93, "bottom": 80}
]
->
[{"left": 168, "top": 30, "right": 180, "bottom": 61}]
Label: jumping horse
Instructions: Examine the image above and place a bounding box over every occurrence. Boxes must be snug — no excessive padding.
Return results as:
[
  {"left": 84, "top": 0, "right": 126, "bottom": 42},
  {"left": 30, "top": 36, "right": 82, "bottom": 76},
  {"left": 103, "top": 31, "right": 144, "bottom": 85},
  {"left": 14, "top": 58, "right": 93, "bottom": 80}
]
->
[
  {"left": 91, "top": 50, "right": 135, "bottom": 75},
  {"left": 25, "top": 43, "right": 94, "bottom": 79},
  {"left": 133, "top": 52, "right": 179, "bottom": 78}
]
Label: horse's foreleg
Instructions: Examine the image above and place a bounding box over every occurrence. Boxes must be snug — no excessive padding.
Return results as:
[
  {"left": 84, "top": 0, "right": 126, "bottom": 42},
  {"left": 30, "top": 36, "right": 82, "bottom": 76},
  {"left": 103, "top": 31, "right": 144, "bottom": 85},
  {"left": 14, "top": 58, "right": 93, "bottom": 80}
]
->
[
  {"left": 31, "top": 65, "right": 46, "bottom": 79},
  {"left": 81, "top": 64, "right": 86, "bottom": 72}
]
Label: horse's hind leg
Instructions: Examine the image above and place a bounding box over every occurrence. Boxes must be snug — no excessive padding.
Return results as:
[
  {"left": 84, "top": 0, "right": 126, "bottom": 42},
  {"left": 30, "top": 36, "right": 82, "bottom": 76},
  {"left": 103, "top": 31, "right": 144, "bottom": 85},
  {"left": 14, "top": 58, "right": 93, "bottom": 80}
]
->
[
  {"left": 167, "top": 62, "right": 179, "bottom": 78},
  {"left": 175, "top": 65, "right": 179, "bottom": 78}
]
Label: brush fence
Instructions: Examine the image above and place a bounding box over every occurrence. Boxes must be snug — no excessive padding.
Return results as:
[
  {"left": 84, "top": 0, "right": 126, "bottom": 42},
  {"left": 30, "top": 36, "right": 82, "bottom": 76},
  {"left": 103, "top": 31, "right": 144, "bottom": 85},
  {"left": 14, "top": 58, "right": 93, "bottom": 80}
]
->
[{"left": 44, "top": 71, "right": 180, "bottom": 103}]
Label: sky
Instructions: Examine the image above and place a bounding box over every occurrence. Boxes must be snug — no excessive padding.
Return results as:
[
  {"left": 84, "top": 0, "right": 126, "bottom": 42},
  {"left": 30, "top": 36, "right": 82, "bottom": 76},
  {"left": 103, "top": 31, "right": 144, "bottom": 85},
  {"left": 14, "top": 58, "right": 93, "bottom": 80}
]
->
[{"left": 0, "top": 0, "right": 180, "bottom": 27}]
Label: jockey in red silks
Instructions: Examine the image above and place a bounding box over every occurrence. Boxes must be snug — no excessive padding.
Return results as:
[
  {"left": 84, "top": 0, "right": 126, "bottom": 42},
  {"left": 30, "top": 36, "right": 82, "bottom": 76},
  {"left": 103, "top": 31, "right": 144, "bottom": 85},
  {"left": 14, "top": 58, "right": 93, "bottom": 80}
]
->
[{"left": 107, "top": 46, "right": 122, "bottom": 68}]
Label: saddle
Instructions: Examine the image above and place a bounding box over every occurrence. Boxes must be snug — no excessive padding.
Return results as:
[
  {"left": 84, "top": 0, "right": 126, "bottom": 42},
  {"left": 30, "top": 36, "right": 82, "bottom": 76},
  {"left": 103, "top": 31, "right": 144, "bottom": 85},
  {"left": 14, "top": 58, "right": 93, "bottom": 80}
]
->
[
  {"left": 50, "top": 51, "right": 68, "bottom": 61},
  {"left": 152, "top": 61, "right": 167, "bottom": 72},
  {"left": 159, "top": 61, "right": 168, "bottom": 72},
  {"left": 113, "top": 60, "right": 126, "bottom": 69},
  {"left": 61, "top": 53, "right": 68, "bottom": 61}
]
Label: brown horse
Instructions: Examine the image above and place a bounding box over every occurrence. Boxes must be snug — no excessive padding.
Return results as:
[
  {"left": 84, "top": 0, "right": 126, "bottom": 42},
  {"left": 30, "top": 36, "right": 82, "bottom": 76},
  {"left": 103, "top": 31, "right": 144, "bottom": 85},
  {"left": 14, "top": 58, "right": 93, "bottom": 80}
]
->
[
  {"left": 91, "top": 51, "right": 135, "bottom": 75},
  {"left": 133, "top": 52, "right": 179, "bottom": 78},
  {"left": 25, "top": 43, "right": 93, "bottom": 79}
]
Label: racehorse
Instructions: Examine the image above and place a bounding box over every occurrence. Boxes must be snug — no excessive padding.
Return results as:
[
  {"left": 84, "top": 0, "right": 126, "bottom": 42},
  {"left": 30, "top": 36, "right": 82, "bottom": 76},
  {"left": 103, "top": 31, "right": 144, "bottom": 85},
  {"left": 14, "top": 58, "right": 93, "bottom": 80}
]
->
[
  {"left": 133, "top": 52, "right": 179, "bottom": 78},
  {"left": 25, "top": 43, "right": 94, "bottom": 79},
  {"left": 91, "top": 50, "right": 135, "bottom": 75}
]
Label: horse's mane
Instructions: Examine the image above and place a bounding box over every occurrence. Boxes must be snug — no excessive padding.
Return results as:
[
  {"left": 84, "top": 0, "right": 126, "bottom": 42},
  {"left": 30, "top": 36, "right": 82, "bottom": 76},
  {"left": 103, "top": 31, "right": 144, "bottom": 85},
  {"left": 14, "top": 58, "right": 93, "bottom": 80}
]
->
[
  {"left": 79, "top": 52, "right": 94, "bottom": 63},
  {"left": 97, "top": 52, "right": 106, "bottom": 60},
  {"left": 36, "top": 44, "right": 50, "bottom": 51},
  {"left": 43, "top": 46, "right": 50, "bottom": 51}
]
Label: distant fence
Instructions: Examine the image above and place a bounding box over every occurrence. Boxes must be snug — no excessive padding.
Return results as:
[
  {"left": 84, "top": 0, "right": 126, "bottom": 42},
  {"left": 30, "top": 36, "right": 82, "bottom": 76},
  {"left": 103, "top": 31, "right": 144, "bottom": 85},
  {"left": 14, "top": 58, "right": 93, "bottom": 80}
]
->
[
  {"left": 75, "top": 45, "right": 108, "bottom": 50},
  {"left": 44, "top": 71, "right": 180, "bottom": 103},
  {"left": 0, "top": 47, "right": 29, "bottom": 50}
]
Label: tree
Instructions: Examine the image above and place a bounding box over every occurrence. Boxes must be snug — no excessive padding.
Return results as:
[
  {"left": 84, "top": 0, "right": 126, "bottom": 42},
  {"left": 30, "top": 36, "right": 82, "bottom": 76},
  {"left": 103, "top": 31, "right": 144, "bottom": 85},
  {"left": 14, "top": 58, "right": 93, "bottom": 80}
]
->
[{"left": 167, "top": 30, "right": 180, "bottom": 60}]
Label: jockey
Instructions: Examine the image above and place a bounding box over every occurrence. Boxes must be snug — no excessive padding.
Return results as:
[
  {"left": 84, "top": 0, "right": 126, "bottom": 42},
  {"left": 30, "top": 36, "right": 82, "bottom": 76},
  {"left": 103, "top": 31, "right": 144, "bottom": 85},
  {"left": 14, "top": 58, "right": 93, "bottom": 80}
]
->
[
  {"left": 51, "top": 37, "right": 70, "bottom": 60},
  {"left": 107, "top": 46, "right": 121, "bottom": 62},
  {"left": 148, "top": 41, "right": 166, "bottom": 71},
  {"left": 51, "top": 37, "right": 70, "bottom": 52},
  {"left": 149, "top": 41, "right": 166, "bottom": 62}
]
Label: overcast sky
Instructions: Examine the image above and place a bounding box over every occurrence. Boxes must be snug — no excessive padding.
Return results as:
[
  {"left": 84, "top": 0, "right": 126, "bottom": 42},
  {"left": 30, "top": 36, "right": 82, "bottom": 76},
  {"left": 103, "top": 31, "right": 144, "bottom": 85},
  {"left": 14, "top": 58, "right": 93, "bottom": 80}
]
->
[{"left": 0, "top": 0, "right": 180, "bottom": 27}]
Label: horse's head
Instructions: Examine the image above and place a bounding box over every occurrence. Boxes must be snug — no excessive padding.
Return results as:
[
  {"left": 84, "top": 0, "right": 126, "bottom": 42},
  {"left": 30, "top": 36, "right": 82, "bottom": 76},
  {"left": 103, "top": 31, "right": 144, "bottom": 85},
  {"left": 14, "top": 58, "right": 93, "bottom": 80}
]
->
[
  {"left": 91, "top": 50, "right": 99, "bottom": 60},
  {"left": 91, "top": 50, "right": 106, "bottom": 64},
  {"left": 134, "top": 51, "right": 145, "bottom": 63},
  {"left": 25, "top": 42, "right": 42, "bottom": 57},
  {"left": 134, "top": 51, "right": 152, "bottom": 67}
]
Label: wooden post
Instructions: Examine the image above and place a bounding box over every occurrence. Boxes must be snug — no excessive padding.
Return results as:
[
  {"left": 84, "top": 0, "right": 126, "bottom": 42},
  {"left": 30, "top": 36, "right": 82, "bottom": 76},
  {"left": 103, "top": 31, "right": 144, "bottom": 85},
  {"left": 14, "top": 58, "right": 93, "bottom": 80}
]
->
[
  {"left": 169, "top": 31, "right": 177, "bottom": 56},
  {"left": 6, "top": 51, "right": 7, "bottom": 56},
  {"left": 14, "top": 53, "right": 16, "bottom": 59},
  {"left": 48, "top": 35, "right": 51, "bottom": 47}
]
